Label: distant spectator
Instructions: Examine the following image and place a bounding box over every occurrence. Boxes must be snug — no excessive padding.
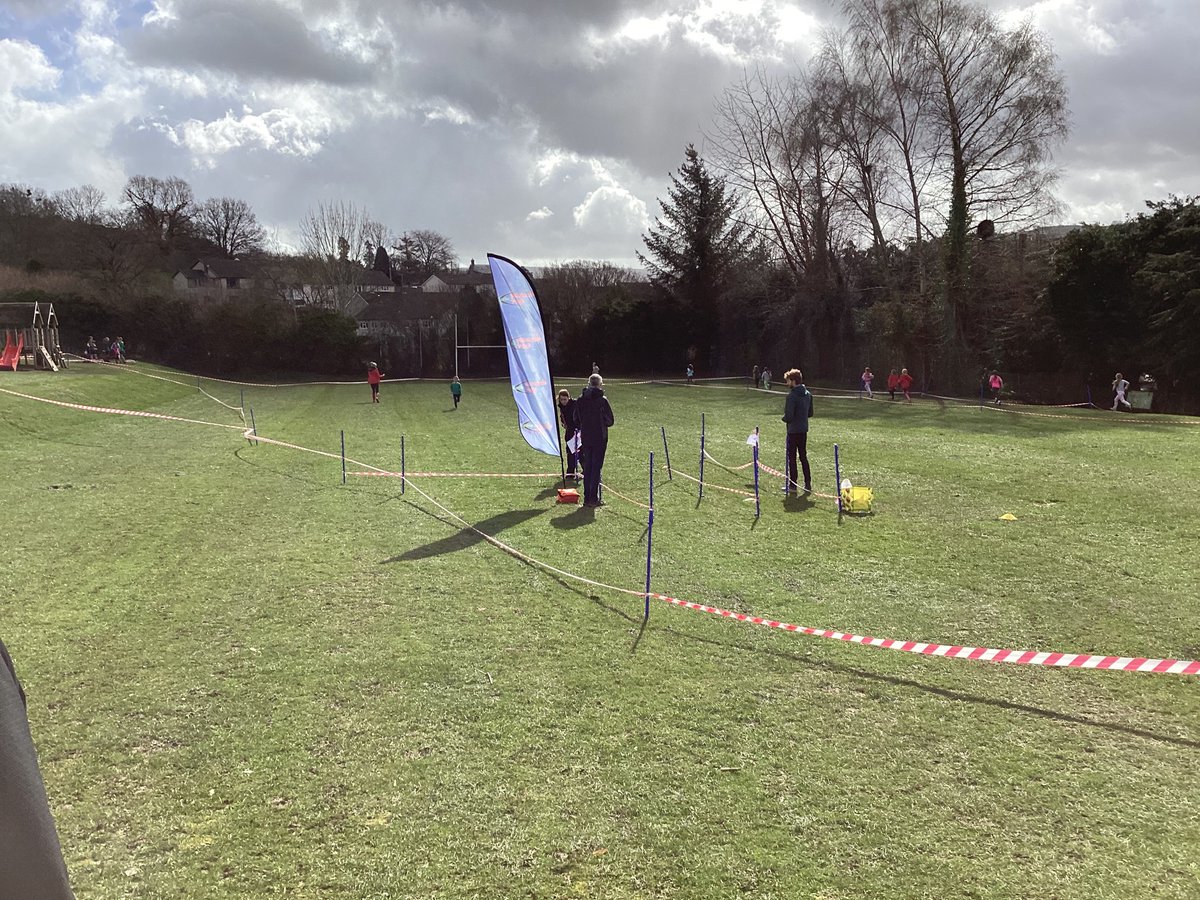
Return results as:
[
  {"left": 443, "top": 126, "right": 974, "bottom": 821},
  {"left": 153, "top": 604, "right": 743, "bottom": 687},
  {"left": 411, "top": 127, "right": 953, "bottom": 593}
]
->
[
  {"left": 686, "top": 363, "right": 695, "bottom": 384},
  {"left": 84, "top": 336, "right": 97, "bottom": 360},
  {"left": 116, "top": 336, "right": 126, "bottom": 363},
  {"left": 752, "top": 364, "right": 759, "bottom": 389},
  {"left": 367, "top": 362, "right": 383, "bottom": 403},
  {"left": 591, "top": 361, "right": 600, "bottom": 376}
]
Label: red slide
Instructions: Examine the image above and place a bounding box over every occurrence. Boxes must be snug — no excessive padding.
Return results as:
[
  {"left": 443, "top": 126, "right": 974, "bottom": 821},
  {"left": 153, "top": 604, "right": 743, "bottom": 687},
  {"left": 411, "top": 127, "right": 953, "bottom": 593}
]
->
[{"left": 1, "top": 331, "right": 24, "bottom": 370}]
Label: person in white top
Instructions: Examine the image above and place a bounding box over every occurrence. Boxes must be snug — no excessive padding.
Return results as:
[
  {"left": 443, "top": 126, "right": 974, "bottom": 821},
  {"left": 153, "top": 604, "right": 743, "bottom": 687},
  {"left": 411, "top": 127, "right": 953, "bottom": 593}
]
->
[{"left": 1112, "top": 372, "right": 1132, "bottom": 410}]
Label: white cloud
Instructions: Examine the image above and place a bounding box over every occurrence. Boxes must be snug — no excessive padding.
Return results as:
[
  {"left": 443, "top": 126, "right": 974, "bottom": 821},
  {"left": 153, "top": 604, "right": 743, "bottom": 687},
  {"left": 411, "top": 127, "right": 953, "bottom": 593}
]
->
[
  {"left": 0, "top": 39, "right": 60, "bottom": 93},
  {"left": 573, "top": 184, "right": 649, "bottom": 232},
  {"left": 157, "top": 107, "right": 330, "bottom": 163},
  {"left": 526, "top": 206, "right": 554, "bottom": 220}
]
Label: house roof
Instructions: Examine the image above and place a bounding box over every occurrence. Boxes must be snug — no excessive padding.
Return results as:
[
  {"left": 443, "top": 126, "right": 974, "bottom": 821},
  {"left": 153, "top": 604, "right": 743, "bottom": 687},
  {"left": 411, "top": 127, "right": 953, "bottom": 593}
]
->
[
  {"left": 359, "top": 269, "right": 394, "bottom": 287},
  {"left": 358, "top": 289, "right": 458, "bottom": 322},
  {"left": 426, "top": 268, "right": 494, "bottom": 288},
  {"left": 194, "top": 258, "right": 257, "bottom": 278}
]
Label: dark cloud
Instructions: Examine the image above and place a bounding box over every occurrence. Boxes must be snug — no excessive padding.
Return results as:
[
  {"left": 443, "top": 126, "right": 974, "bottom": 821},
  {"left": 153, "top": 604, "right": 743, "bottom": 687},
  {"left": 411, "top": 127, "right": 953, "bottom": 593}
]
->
[{"left": 124, "top": 0, "right": 377, "bottom": 85}]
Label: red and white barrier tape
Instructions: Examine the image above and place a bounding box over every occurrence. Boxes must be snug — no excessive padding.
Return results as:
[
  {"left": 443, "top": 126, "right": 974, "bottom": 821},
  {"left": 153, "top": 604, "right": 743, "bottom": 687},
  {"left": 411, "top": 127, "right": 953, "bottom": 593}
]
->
[
  {"left": 0, "top": 387, "right": 247, "bottom": 431},
  {"left": 650, "top": 594, "right": 1200, "bottom": 675},
  {"left": 347, "top": 470, "right": 558, "bottom": 478},
  {"left": 599, "top": 481, "right": 653, "bottom": 511},
  {"left": 6, "top": 386, "right": 1196, "bottom": 676}
]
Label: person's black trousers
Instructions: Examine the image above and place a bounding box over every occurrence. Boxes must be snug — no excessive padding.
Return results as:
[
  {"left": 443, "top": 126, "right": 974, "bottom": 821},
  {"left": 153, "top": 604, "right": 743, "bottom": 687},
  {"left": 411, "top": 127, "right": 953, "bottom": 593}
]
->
[
  {"left": 582, "top": 438, "right": 607, "bottom": 504},
  {"left": 786, "top": 431, "right": 811, "bottom": 493},
  {"left": 564, "top": 429, "right": 579, "bottom": 475}
]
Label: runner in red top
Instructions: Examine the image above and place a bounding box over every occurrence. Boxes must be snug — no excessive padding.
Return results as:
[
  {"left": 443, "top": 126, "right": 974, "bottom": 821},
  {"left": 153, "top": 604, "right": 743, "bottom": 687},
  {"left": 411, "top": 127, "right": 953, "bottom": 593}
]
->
[
  {"left": 367, "top": 362, "right": 383, "bottom": 403},
  {"left": 897, "top": 368, "right": 914, "bottom": 403},
  {"left": 887, "top": 368, "right": 899, "bottom": 401}
]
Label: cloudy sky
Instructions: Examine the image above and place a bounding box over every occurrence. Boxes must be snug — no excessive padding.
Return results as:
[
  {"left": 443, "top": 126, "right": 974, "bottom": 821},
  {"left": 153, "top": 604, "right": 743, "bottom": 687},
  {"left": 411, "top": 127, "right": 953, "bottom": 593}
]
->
[{"left": 1, "top": 0, "right": 1197, "bottom": 267}]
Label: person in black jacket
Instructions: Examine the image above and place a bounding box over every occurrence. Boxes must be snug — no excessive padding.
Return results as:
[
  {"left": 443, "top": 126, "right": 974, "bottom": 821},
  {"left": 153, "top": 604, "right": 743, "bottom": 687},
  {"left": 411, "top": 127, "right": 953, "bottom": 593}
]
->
[
  {"left": 573, "top": 374, "right": 615, "bottom": 507},
  {"left": 556, "top": 389, "right": 580, "bottom": 479},
  {"left": 781, "top": 368, "right": 814, "bottom": 496},
  {"left": 1, "top": 638, "right": 76, "bottom": 899}
]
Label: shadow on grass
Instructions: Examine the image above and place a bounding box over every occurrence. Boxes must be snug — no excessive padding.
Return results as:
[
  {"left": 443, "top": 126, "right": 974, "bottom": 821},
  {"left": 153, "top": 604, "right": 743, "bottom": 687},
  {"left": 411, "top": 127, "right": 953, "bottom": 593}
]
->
[
  {"left": 783, "top": 493, "right": 816, "bottom": 512},
  {"left": 234, "top": 447, "right": 335, "bottom": 488},
  {"left": 550, "top": 505, "right": 595, "bottom": 529},
  {"left": 386, "top": 507, "right": 547, "bottom": 561},
  {"left": 658, "top": 626, "right": 1200, "bottom": 750}
]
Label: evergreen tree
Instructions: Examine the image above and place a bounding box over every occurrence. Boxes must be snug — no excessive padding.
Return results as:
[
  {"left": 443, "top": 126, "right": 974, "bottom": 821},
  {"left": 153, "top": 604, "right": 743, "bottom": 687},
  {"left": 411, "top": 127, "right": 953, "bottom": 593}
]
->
[
  {"left": 373, "top": 243, "right": 391, "bottom": 277},
  {"left": 639, "top": 144, "right": 752, "bottom": 369}
]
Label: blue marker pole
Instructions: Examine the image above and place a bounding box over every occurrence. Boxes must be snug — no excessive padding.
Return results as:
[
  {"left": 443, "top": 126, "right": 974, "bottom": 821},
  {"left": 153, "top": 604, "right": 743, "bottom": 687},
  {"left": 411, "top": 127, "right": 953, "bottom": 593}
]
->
[
  {"left": 753, "top": 438, "right": 761, "bottom": 519},
  {"left": 661, "top": 426, "right": 673, "bottom": 480},
  {"left": 1086, "top": 384, "right": 1094, "bottom": 408},
  {"left": 834, "top": 442, "right": 843, "bottom": 514},
  {"left": 340, "top": 430, "right": 346, "bottom": 484},
  {"left": 645, "top": 451, "right": 654, "bottom": 621},
  {"left": 248, "top": 407, "right": 258, "bottom": 446},
  {"left": 699, "top": 413, "right": 706, "bottom": 501},
  {"left": 401, "top": 435, "right": 406, "bottom": 495},
  {"left": 240, "top": 388, "right": 245, "bottom": 419}
]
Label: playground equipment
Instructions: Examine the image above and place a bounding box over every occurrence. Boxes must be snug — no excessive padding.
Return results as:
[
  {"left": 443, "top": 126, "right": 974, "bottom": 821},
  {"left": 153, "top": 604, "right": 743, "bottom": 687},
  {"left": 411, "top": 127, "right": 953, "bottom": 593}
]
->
[
  {"left": 0, "top": 301, "right": 65, "bottom": 371},
  {"left": 1, "top": 330, "right": 23, "bottom": 370}
]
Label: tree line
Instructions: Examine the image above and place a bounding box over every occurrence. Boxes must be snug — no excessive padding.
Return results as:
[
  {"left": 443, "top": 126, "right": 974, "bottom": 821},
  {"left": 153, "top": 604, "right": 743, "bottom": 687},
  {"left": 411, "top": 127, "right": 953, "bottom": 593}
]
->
[{"left": 2, "top": 0, "right": 1196, "bottom": 408}]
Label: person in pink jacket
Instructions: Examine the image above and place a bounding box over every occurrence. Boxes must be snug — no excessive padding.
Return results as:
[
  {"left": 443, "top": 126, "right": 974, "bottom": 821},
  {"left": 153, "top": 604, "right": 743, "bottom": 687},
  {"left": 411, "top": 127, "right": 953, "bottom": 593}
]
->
[{"left": 367, "top": 362, "right": 384, "bottom": 403}]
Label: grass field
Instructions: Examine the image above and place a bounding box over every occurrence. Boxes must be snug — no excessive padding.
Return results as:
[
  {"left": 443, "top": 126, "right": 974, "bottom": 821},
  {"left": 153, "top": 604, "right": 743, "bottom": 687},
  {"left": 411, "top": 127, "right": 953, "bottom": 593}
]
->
[{"left": 3, "top": 364, "right": 1199, "bottom": 899}]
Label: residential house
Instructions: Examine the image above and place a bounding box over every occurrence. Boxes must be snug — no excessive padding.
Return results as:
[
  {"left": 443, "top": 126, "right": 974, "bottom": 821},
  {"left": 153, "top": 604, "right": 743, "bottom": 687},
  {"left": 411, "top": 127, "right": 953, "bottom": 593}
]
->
[
  {"left": 172, "top": 258, "right": 257, "bottom": 294},
  {"left": 420, "top": 259, "right": 495, "bottom": 296}
]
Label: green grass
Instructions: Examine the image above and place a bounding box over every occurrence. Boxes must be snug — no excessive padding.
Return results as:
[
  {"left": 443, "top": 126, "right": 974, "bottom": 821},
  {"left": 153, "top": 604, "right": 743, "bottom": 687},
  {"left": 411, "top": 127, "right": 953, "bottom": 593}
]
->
[{"left": 3, "top": 365, "right": 1199, "bottom": 899}]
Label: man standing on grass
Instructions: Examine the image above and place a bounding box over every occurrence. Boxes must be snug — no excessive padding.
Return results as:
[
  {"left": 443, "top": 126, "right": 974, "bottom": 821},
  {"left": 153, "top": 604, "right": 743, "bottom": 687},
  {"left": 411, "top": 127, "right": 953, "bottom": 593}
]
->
[
  {"left": 781, "top": 368, "right": 813, "bottom": 496},
  {"left": 574, "top": 374, "right": 614, "bottom": 507}
]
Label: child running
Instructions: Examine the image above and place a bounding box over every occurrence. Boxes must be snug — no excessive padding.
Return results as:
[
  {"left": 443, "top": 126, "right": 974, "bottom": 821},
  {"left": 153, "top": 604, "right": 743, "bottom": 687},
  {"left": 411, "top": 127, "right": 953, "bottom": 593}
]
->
[
  {"left": 451, "top": 377, "right": 462, "bottom": 409},
  {"left": 367, "top": 362, "right": 383, "bottom": 403}
]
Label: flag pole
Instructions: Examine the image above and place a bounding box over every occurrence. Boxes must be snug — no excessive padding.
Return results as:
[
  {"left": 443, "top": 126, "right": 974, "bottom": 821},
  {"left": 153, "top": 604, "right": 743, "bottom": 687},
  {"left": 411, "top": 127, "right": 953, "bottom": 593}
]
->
[
  {"left": 340, "top": 430, "right": 346, "bottom": 485},
  {"left": 698, "top": 413, "right": 706, "bottom": 501},
  {"left": 645, "top": 451, "right": 654, "bottom": 621},
  {"left": 834, "top": 443, "right": 842, "bottom": 514},
  {"left": 661, "top": 426, "right": 672, "bottom": 480},
  {"left": 753, "top": 427, "right": 760, "bottom": 518}
]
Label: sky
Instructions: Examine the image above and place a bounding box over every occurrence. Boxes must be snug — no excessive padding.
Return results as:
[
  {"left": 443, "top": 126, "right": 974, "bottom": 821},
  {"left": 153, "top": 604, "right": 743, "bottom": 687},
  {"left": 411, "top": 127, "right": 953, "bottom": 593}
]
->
[{"left": 1, "top": 0, "right": 1197, "bottom": 267}]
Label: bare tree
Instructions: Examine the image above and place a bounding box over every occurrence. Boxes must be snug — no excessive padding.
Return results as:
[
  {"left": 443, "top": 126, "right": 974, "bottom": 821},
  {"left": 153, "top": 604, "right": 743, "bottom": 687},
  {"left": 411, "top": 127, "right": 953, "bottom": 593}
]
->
[
  {"left": 87, "top": 210, "right": 155, "bottom": 300},
  {"left": 392, "top": 229, "right": 456, "bottom": 284},
  {"left": 361, "top": 219, "right": 391, "bottom": 267},
  {"left": 51, "top": 184, "right": 107, "bottom": 224},
  {"left": 298, "top": 200, "right": 374, "bottom": 309},
  {"left": 194, "top": 197, "right": 267, "bottom": 258},
  {"left": 122, "top": 175, "right": 195, "bottom": 253},
  {"left": 708, "top": 68, "right": 846, "bottom": 288},
  {"left": 897, "top": 0, "right": 1068, "bottom": 355}
]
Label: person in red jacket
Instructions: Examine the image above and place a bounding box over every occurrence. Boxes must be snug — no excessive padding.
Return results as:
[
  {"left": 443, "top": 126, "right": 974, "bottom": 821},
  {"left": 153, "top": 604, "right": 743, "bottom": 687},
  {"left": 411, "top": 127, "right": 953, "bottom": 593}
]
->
[
  {"left": 887, "top": 368, "right": 899, "bottom": 401},
  {"left": 367, "top": 362, "right": 383, "bottom": 403},
  {"left": 897, "top": 367, "right": 914, "bottom": 403}
]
